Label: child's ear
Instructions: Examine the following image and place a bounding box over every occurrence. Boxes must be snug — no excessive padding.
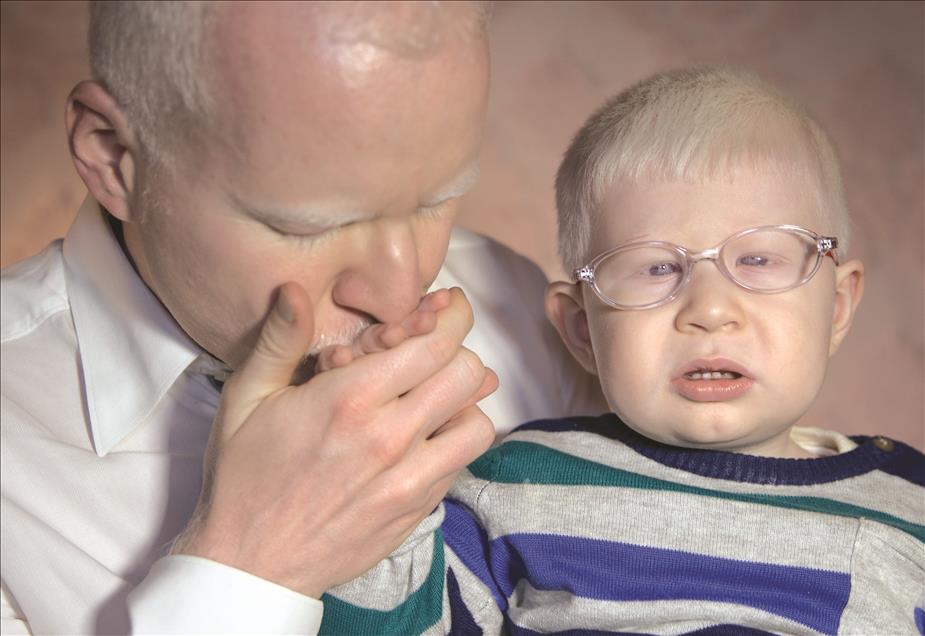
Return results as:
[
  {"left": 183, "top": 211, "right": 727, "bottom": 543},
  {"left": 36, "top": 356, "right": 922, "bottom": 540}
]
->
[
  {"left": 829, "top": 259, "right": 864, "bottom": 356},
  {"left": 545, "top": 281, "right": 598, "bottom": 375}
]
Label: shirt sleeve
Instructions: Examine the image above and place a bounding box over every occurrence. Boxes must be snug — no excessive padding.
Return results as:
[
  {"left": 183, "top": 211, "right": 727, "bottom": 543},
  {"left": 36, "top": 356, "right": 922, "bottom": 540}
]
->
[
  {"left": 127, "top": 556, "right": 323, "bottom": 635},
  {"left": 1, "top": 581, "right": 31, "bottom": 635}
]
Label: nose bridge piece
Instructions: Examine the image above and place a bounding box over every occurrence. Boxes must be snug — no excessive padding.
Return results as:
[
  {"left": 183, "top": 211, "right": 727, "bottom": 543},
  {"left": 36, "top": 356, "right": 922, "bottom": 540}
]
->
[
  {"left": 683, "top": 246, "right": 724, "bottom": 289},
  {"left": 675, "top": 256, "right": 745, "bottom": 333}
]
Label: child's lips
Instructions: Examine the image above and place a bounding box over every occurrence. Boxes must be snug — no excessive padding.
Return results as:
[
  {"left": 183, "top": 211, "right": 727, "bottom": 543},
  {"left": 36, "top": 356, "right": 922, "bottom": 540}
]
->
[{"left": 671, "top": 358, "right": 755, "bottom": 402}]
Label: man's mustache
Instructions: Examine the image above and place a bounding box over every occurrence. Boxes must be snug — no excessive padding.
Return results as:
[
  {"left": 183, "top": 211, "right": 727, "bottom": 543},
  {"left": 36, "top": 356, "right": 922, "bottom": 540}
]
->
[{"left": 291, "top": 318, "right": 376, "bottom": 385}]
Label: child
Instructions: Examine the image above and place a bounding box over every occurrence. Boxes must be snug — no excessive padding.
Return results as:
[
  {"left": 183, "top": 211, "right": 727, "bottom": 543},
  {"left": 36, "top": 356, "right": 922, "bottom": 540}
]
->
[{"left": 318, "top": 67, "right": 925, "bottom": 635}]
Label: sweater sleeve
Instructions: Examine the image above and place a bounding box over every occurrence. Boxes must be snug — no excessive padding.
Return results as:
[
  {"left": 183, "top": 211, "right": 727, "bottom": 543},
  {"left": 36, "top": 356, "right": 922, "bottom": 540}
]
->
[{"left": 319, "top": 483, "right": 505, "bottom": 634}]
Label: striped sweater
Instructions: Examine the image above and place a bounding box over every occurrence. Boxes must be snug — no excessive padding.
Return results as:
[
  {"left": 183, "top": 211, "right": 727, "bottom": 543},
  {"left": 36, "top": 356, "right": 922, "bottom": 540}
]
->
[{"left": 321, "top": 415, "right": 925, "bottom": 635}]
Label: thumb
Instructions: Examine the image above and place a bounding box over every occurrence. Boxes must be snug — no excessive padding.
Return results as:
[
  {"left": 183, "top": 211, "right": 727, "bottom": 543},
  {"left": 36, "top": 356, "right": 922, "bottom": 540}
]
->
[{"left": 222, "top": 282, "right": 315, "bottom": 430}]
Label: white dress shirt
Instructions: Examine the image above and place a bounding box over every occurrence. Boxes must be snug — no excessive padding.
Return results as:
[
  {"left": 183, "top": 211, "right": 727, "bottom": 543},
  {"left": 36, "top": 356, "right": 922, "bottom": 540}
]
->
[{"left": 0, "top": 198, "right": 603, "bottom": 635}]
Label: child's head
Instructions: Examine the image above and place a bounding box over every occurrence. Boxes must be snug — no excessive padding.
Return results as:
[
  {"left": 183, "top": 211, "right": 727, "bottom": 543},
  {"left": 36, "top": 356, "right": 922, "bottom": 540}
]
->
[{"left": 546, "top": 66, "right": 864, "bottom": 458}]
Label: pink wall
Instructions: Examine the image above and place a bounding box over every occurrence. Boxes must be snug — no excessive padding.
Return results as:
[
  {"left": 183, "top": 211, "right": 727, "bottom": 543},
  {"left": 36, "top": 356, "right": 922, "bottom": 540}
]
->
[{"left": 2, "top": 1, "right": 922, "bottom": 449}]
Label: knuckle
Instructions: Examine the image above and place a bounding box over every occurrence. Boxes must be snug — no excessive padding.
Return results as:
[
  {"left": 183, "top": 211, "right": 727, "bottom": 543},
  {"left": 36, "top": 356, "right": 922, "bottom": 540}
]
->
[
  {"left": 425, "top": 331, "right": 456, "bottom": 364},
  {"left": 456, "top": 349, "right": 486, "bottom": 387},
  {"left": 370, "top": 429, "right": 407, "bottom": 468},
  {"left": 383, "top": 472, "right": 423, "bottom": 508},
  {"left": 330, "top": 390, "right": 370, "bottom": 425}
]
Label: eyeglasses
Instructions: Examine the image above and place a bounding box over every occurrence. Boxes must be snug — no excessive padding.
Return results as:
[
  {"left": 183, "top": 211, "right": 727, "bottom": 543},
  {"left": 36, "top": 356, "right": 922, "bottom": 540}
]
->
[{"left": 574, "top": 225, "right": 839, "bottom": 310}]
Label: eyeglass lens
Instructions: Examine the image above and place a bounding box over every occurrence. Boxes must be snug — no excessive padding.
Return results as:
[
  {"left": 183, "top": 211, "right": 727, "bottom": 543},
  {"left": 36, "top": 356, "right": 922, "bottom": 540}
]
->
[{"left": 593, "top": 228, "right": 819, "bottom": 308}]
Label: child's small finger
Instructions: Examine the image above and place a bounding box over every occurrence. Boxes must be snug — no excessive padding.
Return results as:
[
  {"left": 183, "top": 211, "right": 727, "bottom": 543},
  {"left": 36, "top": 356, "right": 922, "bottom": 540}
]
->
[
  {"left": 403, "top": 309, "right": 437, "bottom": 337},
  {"left": 419, "top": 288, "right": 451, "bottom": 313},
  {"left": 330, "top": 345, "right": 354, "bottom": 368},
  {"left": 377, "top": 323, "right": 408, "bottom": 349},
  {"left": 316, "top": 344, "right": 353, "bottom": 373},
  {"left": 356, "top": 323, "right": 400, "bottom": 355}
]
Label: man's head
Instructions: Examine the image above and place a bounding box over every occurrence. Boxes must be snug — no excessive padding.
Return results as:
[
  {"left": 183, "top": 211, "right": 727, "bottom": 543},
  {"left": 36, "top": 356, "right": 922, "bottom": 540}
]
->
[
  {"left": 546, "top": 67, "right": 865, "bottom": 457},
  {"left": 68, "top": 1, "right": 490, "bottom": 370}
]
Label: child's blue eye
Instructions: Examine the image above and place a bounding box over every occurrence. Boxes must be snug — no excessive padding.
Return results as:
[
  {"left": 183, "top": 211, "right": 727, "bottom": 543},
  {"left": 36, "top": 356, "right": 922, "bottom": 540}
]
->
[
  {"left": 738, "top": 254, "right": 770, "bottom": 267},
  {"left": 647, "top": 262, "right": 682, "bottom": 276}
]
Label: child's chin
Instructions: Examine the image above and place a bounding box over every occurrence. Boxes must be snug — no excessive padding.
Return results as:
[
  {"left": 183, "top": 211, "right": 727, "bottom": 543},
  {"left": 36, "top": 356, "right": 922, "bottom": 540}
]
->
[{"left": 657, "top": 425, "right": 758, "bottom": 452}]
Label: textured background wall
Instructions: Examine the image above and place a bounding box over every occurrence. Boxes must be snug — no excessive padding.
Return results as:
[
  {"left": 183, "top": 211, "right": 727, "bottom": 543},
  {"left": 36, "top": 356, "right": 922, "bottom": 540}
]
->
[{"left": 2, "top": 1, "right": 923, "bottom": 449}]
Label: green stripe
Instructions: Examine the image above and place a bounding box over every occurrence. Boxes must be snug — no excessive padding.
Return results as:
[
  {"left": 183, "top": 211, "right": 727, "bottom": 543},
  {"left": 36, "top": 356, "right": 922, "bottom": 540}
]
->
[
  {"left": 469, "top": 441, "right": 925, "bottom": 543},
  {"left": 319, "top": 530, "right": 445, "bottom": 635}
]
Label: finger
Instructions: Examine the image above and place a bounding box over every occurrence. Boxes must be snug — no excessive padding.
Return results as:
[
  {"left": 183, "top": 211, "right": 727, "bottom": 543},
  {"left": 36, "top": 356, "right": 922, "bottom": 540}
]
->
[
  {"left": 398, "top": 347, "right": 490, "bottom": 442},
  {"left": 360, "top": 322, "right": 407, "bottom": 354},
  {"left": 419, "top": 288, "right": 451, "bottom": 313},
  {"left": 222, "top": 283, "right": 315, "bottom": 432},
  {"left": 325, "top": 287, "right": 475, "bottom": 405},
  {"left": 315, "top": 344, "right": 354, "bottom": 373},
  {"left": 401, "top": 308, "right": 436, "bottom": 338},
  {"left": 425, "top": 367, "right": 498, "bottom": 440},
  {"left": 414, "top": 405, "right": 496, "bottom": 480},
  {"left": 474, "top": 367, "right": 499, "bottom": 404}
]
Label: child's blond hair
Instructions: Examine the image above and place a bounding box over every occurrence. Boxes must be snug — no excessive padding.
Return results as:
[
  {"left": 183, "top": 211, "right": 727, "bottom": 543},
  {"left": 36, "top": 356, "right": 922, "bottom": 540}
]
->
[{"left": 555, "top": 66, "right": 850, "bottom": 273}]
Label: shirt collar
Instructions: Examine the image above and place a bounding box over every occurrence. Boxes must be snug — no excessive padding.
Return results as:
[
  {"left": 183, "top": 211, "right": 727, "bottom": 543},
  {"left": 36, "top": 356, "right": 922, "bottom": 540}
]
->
[{"left": 63, "top": 196, "right": 205, "bottom": 456}]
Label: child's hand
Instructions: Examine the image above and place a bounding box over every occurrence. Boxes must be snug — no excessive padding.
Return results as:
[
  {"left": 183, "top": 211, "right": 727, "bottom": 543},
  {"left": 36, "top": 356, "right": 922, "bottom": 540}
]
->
[{"left": 314, "top": 288, "right": 452, "bottom": 373}]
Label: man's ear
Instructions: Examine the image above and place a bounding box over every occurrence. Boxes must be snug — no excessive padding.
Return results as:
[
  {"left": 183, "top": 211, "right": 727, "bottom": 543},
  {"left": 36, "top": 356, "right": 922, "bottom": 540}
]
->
[
  {"left": 829, "top": 259, "right": 864, "bottom": 356},
  {"left": 65, "top": 80, "right": 139, "bottom": 222},
  {"left": 545, "top": 281, "right": 598, "bottom": 375}
]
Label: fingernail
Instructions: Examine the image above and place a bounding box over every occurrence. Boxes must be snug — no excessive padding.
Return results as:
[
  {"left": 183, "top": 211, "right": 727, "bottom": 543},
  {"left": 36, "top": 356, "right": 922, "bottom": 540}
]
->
[{"left": 277, "top": 288, "right": 296, "bottom": 323}]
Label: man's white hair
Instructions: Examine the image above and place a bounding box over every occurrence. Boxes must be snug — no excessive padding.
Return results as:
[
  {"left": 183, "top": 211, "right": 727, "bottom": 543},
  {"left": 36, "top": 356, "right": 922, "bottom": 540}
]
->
[
  {"left": 88, "top": 1, "right": 213, "bottom": 165},
  {"left": 88, "top": 1, "right": 490, "bottom": 167},
  {"left": 555, "top": 66, "right": 851, "bottom": 274}
]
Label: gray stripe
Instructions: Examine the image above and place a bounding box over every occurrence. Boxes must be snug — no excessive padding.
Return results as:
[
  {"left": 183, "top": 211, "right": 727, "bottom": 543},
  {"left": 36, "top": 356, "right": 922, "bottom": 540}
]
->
[
  {"left": 326, "top": 504, "right": 443, "bottom": 611},
  {"left": 507, "top": 429, "right": 924, "bottom": 524},
  {"left": 506, "top": 583, "right": 820, "bottom": 635},
  {"left": 457, "top": 475, "right": 858, "bottom": 572}
]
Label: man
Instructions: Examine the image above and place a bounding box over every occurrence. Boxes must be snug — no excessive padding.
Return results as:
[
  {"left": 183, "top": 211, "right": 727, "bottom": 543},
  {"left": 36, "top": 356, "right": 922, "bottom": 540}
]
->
[{"left": 0, "top": 2, "right": 601, "bottom": 634}]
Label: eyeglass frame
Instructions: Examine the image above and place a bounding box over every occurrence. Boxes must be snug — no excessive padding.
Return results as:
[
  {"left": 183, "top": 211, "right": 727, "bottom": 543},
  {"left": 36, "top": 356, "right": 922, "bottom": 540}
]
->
[{"left": 573, "top": 224, "right": 840, "bottom": 311}]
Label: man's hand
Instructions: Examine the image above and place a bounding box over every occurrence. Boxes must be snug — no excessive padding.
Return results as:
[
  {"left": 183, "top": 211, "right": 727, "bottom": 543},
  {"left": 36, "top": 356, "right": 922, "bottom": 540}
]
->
[{"left": 174, "top": 284, "right": 497, "bottom": 599}]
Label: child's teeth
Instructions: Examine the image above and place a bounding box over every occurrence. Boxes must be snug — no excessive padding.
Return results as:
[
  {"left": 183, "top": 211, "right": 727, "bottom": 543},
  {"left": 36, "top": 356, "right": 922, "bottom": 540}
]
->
[{"left": 687, "top": 371, "right": 738, "bottom": 380}]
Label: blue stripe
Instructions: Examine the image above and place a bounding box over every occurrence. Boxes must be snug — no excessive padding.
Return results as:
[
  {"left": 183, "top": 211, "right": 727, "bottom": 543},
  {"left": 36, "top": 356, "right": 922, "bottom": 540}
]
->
[
  {"left": 509, "top": 626, "right": 646, "bottom": 636},
  {"left": 514, "top": 415, "right": 925, "bottom": 488},
  {"left": 447, "top": 567, "right": 482, "bottom": 635},
  {"left": 683, "top": 626, "right": 775, "bottom": 635},
  {"left": 487, "top": 533, "right": 849, "bottom": 634},
  {"left": 442, "top": 499, "right": 508, "bottom": 612},
  {"left": 509, "top": 626, "right": 771, "bottom": 636},
  {"left": 877, "top": 443, "right": 925, "bottom": 487}
]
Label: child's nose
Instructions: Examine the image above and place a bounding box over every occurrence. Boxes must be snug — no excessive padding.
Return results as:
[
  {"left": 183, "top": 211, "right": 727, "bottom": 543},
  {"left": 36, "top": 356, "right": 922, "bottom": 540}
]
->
[{"left": 673, "top": 262, "right": 746, "bottom": 334}]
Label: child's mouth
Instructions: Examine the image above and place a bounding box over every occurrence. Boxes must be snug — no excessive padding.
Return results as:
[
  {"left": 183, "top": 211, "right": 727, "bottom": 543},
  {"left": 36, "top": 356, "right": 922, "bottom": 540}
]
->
[
  {"left": 683, "top": 370, "right": 743, "bottom": 380},
  {"left": 672, "top": 359, "right": 753, "bottom": 401}
]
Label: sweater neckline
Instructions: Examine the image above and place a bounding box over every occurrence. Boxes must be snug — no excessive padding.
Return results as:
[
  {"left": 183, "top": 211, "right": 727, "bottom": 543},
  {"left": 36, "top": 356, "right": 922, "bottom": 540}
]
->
[{"left": 531, "top": 414, "right": 908, "bottom": 486}]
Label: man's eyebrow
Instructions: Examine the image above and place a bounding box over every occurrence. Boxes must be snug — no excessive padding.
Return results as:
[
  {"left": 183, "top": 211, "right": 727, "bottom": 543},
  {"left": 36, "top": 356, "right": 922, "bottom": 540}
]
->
[
  {"left": 421, "top": 161, "right": 480, "bottom": 207},
  {"left": 231, "top": 193, "right": 374, "bottom": 230}
]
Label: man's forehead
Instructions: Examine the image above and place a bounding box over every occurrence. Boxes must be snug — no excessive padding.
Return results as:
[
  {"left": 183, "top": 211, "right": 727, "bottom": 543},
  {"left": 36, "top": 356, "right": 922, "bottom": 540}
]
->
[
  {"left": 203, "top": 1, "right": 487, "bottom": 150},
  {"left": 208, "top": 2, "right": 480, "bottom": 71}
]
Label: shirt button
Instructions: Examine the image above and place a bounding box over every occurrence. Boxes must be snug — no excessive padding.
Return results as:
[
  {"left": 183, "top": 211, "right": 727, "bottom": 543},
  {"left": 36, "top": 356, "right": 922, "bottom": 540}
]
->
[{"left": 873, "top": 436, "right": 894, "bottom": 452}]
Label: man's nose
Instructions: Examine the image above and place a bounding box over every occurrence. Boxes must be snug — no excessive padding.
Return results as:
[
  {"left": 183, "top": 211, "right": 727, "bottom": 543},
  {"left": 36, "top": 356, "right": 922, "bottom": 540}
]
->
[
  {"left": 332, "top": 220, "right": 425, "bottom": 324},
  {"left": 673, "top": 261, "right": 746, "bottom": 334}
]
